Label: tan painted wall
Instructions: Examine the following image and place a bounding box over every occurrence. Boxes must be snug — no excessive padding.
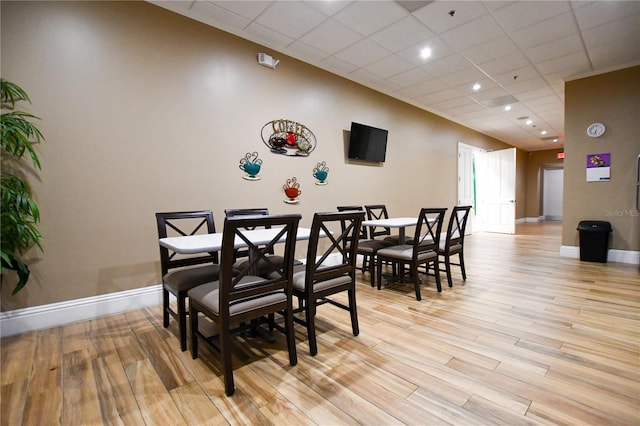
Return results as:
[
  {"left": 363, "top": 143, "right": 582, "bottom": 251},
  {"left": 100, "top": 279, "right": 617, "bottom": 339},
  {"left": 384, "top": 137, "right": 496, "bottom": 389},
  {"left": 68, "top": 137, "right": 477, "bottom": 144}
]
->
[
  {"left": 1, "top": 1, "right": 514, "bottom": 310},
  {"left": 563, "top": 66, "right": 640, "bottom": 250}
]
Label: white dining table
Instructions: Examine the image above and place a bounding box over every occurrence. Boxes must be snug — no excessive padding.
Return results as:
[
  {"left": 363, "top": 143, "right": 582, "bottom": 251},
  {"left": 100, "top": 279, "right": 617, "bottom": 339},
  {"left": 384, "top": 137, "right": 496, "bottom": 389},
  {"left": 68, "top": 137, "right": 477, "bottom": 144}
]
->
[
  {"left": 159, "top": 227, "right": 315, "bottom": 255},
  {"left": 361, "top": 217, "right": 419, "bottom": 245}
]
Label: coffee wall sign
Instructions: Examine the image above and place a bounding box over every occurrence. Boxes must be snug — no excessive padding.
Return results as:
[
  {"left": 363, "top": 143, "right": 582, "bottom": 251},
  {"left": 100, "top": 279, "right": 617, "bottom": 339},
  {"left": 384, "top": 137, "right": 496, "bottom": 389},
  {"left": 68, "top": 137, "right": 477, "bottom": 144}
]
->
[{"left": 261, "top": 119, "right": 316, "bottom": 156}]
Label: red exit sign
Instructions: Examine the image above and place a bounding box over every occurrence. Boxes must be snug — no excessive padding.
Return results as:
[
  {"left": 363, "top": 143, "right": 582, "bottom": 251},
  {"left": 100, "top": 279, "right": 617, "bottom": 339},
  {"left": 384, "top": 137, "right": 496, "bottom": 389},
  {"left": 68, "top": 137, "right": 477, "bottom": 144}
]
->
[{"left": 557, "top": 152, "right": 565, "bottom": 159}]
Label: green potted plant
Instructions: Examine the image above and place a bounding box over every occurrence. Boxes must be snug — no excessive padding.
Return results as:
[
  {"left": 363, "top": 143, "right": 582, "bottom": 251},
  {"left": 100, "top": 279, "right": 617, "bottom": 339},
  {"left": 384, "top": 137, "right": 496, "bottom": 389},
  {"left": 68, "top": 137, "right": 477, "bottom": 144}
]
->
[{"left": 1, "top": 79, "right": 45, "bottom": 294}]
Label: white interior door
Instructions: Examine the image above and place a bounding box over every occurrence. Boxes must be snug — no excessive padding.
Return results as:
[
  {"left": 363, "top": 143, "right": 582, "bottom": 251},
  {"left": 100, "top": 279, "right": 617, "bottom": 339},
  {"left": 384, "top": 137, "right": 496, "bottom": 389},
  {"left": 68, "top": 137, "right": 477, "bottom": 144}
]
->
[{"left": 482, "top": 148, "right": 516, "bottom": 234}]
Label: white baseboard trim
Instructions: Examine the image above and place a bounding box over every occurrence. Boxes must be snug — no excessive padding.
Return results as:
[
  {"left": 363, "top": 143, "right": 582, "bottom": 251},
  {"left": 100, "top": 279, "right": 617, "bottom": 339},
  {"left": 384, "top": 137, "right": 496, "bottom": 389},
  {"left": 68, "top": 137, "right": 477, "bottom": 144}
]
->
[
  {"left": 0, "top": 284, "right": 163, "bottom": 338},
  {"left": 560, "top": 246, "right": 640, "bottom": 265},
  {"left": 524, "top": 216, "right": 545, "bottom": 223}
]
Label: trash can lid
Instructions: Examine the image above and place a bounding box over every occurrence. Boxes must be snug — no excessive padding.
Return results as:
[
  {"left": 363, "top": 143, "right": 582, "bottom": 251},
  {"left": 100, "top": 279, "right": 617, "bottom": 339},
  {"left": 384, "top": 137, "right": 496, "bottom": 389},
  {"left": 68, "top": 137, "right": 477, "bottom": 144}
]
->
[{"left": 577, "top": 221, "right": 612, "bottom": 231}]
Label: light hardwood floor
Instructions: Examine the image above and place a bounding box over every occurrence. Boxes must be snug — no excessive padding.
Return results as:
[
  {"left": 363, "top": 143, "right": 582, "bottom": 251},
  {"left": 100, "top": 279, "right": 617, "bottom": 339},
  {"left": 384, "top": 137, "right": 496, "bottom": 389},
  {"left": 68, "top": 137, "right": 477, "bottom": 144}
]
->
[{"left": 2, "top": 222, "right": 639, "bottom": 425}]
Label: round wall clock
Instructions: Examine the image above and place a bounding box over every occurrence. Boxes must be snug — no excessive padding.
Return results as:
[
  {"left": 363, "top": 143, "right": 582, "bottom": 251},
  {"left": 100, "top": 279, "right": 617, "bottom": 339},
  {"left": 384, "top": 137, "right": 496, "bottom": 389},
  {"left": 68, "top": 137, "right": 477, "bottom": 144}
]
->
[{"left": 586, "top": 122, "right": 606, "bottom": 138}]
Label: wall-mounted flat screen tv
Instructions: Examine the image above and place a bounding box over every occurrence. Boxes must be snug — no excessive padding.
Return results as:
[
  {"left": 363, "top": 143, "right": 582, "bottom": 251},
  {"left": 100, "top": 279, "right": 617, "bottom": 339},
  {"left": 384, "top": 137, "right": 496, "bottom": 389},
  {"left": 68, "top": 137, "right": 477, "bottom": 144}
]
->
[{"left": 348, "top": 122, "right": 388, "bottom": 162}]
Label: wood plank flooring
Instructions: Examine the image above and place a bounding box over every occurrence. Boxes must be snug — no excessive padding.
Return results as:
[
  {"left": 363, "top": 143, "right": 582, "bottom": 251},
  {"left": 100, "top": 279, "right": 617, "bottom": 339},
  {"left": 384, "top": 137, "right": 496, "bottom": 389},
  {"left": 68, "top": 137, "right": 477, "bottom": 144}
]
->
[{"left": 2, "top": 222, "right": 639, "bottom": 425}]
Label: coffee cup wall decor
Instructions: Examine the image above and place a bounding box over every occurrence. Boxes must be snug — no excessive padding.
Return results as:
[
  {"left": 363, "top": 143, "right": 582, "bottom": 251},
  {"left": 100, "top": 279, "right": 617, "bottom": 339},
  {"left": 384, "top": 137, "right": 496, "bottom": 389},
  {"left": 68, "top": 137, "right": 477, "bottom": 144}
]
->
[
  {"left": 282, "top": 177, "right": 301, "bottom": 204},
  {"left": 313, "top": 161, "right": 329, "bottom": 185},
  {"left": 239, "top": 152, "right": 262, "bottom": 180}
]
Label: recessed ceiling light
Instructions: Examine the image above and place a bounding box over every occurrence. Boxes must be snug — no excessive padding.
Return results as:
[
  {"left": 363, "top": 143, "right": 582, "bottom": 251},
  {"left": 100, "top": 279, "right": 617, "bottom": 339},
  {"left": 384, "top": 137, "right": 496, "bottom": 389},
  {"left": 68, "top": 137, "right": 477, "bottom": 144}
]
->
[
  {"left": 472, "top": 83, "right": 481, "bottom": 91},
  {"left": 504, "top": 105, "right": 512, "bottom": 111},
  {"left": 420, "top": 47, "right": 432, "bottom": 59},
  {"left": 541, "top": 130, "right": 547, "bottom": 135},
  {"left": 526, "top": 119, "right": 533, "bottom": 125},
  {"left": 552, "top": 138, "right": 558, "bottom": 143}
]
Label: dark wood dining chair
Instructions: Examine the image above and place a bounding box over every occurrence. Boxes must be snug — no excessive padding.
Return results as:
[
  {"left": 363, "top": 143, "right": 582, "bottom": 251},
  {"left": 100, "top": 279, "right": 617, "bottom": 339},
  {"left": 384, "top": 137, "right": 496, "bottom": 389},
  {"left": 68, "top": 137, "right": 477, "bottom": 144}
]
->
[
  {"left": 375, "top": 208, "right": 447, "bottom": 301},
  {"left": 188, "top": 213, "right": 301, "bottom": 396},
  {"left": 364, "top": 204, "right": 404, "bottom": 244},
  {"left": 337, "top": 205, "right": 391, "bottom": 287},
  {"left": 438, "top": 205, "right": 472, "bottom": 288},
  {"left": 155, "top": 210, "right": 220, "bottom": 351},
  {"left": 292, "top": 210, "right": 364, "bottom": 355}
]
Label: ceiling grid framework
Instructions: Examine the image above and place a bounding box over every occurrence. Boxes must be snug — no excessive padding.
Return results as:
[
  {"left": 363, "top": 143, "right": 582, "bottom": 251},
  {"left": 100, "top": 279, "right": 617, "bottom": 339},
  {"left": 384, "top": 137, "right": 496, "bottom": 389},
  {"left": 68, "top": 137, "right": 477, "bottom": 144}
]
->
[{"left": 152, "top": 0, "right": 640, "bottom": 151}]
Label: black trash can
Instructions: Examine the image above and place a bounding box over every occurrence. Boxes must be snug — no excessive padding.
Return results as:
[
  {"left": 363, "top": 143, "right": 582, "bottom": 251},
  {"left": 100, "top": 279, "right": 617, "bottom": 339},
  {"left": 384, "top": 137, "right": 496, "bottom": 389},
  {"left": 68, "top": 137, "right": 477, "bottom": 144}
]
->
[{"left": 577, "top": 221, "right": 612, "bottom": 263}]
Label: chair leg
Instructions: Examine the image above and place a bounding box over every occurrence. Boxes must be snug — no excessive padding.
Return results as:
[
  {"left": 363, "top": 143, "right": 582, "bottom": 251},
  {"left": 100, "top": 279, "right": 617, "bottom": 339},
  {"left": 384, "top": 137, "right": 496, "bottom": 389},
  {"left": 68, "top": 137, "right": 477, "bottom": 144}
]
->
[
  {"left": 285, "top": 305, "right": 298, "bottom": 366},
  {"left": 348, "top": 289, "right": 359, "bottom": 336},
  {"left": 369, "top": 254, "right": 376, "bottom": 287},
  {"left": 411, "top": 263, "right": 421, "bottom": 301},
  {"left": 306, "top": 300, "right": 318, "bottom": 356},
  {"left": 433, "top": 259, "right": 442, "bottom": 292},
  {"left": 459, "top": 251, "right": 467, "bottom": 280},
  {"left": 445, "top": 255, "right": 453, "bottom": 287},
  {"left": 190, "top": 305, "right": 199, "bottom": 359},
  {"left": 220, "top": 320, "right": 235, "bottom": 396},
  {"left": 162, "top": 288, "right": 170, "bottom": 328},
  {"left": 376, "top": 257, "right": 383, "bottom": 290},
  {"left": 178, "top": 294, "right": 188, "bottom": 351}
]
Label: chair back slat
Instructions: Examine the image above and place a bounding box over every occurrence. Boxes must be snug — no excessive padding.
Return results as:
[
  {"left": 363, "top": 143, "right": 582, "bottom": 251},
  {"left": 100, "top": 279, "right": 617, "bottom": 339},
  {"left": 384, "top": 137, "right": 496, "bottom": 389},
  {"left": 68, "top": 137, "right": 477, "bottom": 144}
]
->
[
  {"left": 413, "top": 208, "right": 447, "bottom": 258},
  {"left": 156, "top": 210, "right": 218, "bottom": 275},
  {"left": 219, "top": 214, "right": 301, "bottom": 310},
  {"left": 224, "top": 208, "right": 273, "bottom": 259},
  {"left": 364, "top": 204, "right": 392, "bottom": 239},
  {"left": 444, "top": 206, "right": 472, "bottom": 250},
  {"left": 337, "top": 205, "right": 368, "bottom": 239},
  {"left": 304, "top": 211, "right": 364, "bottom": 292}
]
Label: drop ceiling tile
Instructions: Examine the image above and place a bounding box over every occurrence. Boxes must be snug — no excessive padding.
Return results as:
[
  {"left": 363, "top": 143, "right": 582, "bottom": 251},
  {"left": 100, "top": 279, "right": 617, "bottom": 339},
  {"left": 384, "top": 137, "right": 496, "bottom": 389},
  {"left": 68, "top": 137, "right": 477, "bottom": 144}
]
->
[
  {"left": 439, "top": 65, "right": 487, "bottom": 87},
  {"left": 387, "top": 67, "right": 433, "bottom": 88},
  {"left": 209, "top": 1, "right": 273, "bottom": 20},
  {"left": 304, "top": 0, "right": 351, "bottom": 17},
  {"left": 299, "top": 18, "right": 363, "bottom": 54},
  {"left": 413, "top": 1, "right": 488, "bottom": 34},
  {"left": 443, "top": 101, "right": 486, "bottom": 116},
  {"left": 190, "top": 1, "right": 252, "bottom": 30},
  {"left": 493, "top": 66, "right": 540, "bottom": 86},
  {"left": 397, "top": 37, "right": 454, "bottom": 66},
  {"left": 430, "top": 96, "right": 476, "bottom": 112},
  {"left": 394, "top": 77, "right": 444, "bottom": 98},
  {"left": 492, "top": 0, "right": 571, "bottom": 32},
  {"left": 469, "top": 87, "right": 512, "bottom": 103},
  {"left": 421, "top": 53, "right": 473, "bottom": 78},
  {"left": 535, "top": 51, "right": 590, "bottom": 76},
  {"left": 582, "top": 15, "right": 640, "bottom": 50},
  {"left": 588, "top": 39, "right": 640, "bottom": 70},
  {"left": 244, "top": 22, "right": 294, "bottom": 49},
  {"left": 524, "top": 33, "right": 585, "bottom": 64},
  {"left": 320, "top": 55, "right": 358, "bottom": 75},
  {"left": 255, "top": 1, "right": 327, "bottom": 39},
  {"left": 476, "top": 51, "right": 530, "bottom": 76},
  {"left": 503, "top": 76, "right": 548, "bottom": 94},
  {"left": 369, "top": 15, "right": 435, "bottom": 52},
  {"left": 334, "top": 38, "right": 392, "bottom": 68},
  {"left": 371, "top": 78, "right": 402, "bottom": 93},
  {"left": 419, "top": 87, "right": 467, "bottom": 104},
  {"left": 461, "top": 36, "right": 519, "bottom": 64},
  {"left": 286, "top": 41, "right": 331, "bottom": 63},
  {"left": 516, "top": 86, "right": 557, "bottom": 101},
  {"left": 454, "top": 78, "right": 498, "bottom": 96},
  {"left": 332, "top": 1, "right": 408, "bottom": 36},
  {"left": 573, "top": 0, "right": 640, "bottom": 30},
  {"left": 510, "top": 12, "right": 578, "bottom": 49},
  {"left": 440, "top": 14, "right": 505, "bottom": 51},
  {"left": 366, "top": 54, "right": 416, "bottom": 79}
]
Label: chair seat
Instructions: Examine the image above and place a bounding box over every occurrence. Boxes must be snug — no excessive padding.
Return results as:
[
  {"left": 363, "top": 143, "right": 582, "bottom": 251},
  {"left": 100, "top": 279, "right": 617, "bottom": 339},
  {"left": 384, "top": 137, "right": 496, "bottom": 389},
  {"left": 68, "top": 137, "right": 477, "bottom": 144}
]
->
[
  {"left": 292, "top": 270, "right": 352, "bottom": 293},
  {"left": 188, "top": 276, "right": 286, "bottom": 316},
  {"left": 355, "top": 239, "right": 393, "bottom": 253},
  {"left": 377, "top": 245, "right": 437, "bottom": 262},
  {"left": 163, "top": 264, "right": 221, "bottom": 292}
]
